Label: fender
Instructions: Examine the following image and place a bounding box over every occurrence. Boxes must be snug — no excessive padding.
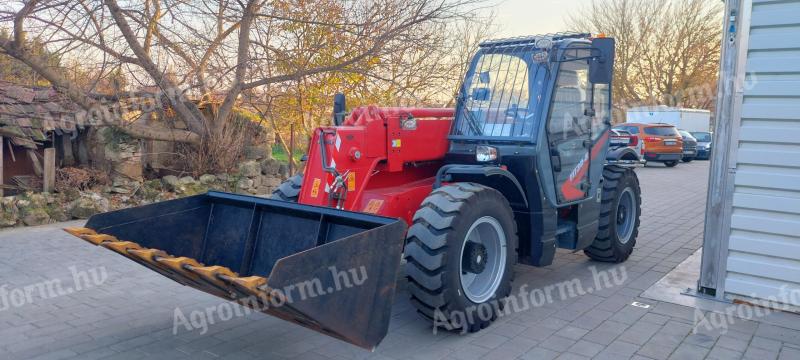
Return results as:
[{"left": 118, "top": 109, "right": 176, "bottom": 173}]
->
[
  {"left": 434, "top": 165, "right": 529, "bottom": 209},
  {"left": 606, "top": 147, "right": 640, "bottom": 162}
]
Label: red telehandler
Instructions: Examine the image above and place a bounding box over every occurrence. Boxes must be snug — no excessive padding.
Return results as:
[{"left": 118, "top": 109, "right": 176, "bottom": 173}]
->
[{"left": 66, "top": 33, "right": 641, "bottom": 350}]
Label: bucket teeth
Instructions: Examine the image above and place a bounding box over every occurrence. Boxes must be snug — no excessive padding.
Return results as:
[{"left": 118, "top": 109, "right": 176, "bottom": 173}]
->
[
  {"left": 127, "top": 248, "right": 167, "bottom": 263},
  {"left": 81, "top": 234, "right": 119, "bottom": 246},
  {"left": 64, "top": 228, "right": 270, "bottom": 304},
  {"left": 64, "top": 227, "right": 97, "bottom": 237},
  {"left": 155, "top": 257, "right": 203, "bottom": 273},
  {"left": 186, "top": 265, "right": 238, "bottom": 290},
  {"left": 220, "top": 275, "right": 268, "bottom": 296},
  {"left": 101, "top": 241, "right": 142, "bottom": 255}
]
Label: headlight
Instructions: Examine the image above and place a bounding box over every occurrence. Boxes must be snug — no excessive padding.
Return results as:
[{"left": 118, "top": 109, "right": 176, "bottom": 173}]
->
[{"left": 476, "top": 145, "right": 498, "bottom": 162}]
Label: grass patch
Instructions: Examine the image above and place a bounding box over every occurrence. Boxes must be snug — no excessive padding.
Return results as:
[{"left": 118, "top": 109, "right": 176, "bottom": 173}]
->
[{"left": 272, "top": 144, "right": 304, "bottom": 163}]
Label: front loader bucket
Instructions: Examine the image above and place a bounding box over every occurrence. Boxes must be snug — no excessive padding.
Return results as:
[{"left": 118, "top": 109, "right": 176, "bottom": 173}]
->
[{"left": 65, "top": 191, "right": 406, "bottom": 350}]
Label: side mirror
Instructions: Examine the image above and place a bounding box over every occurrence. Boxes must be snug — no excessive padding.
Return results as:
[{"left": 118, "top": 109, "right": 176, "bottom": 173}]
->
[
  {"left": 479, "top": 71, "right": 491, "bottom": 84},
  {"left": 333, "top": 93, "right": 346, "bottom": 125},
  {"left": 589, "top": 38, "right": 615, "bottom": 84},
  {"left": 472, "top": 87, "right": 491, "bottom": 101}
]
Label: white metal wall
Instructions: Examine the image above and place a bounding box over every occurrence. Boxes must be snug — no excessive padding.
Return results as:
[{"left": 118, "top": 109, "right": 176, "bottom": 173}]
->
[{"left": 724, "top": 0, "right": 800, "bottom": 305}]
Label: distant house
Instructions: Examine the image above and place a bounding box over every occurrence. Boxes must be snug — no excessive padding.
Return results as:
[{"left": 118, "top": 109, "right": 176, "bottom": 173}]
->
[{"left": 0, "top": 82, "right": 90, "bottom": 194}]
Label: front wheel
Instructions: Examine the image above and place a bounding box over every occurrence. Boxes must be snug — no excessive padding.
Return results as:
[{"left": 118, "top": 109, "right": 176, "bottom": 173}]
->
[
  {"left": 682, "top": 157, "right": 694, "bottom": 163},
  {"left": 664, "top": 160, "right": 679, "bottom": 167},
  {"left": 405, "top": 183, "right": 517, "bottom": 333},
  {"left": 585, "top": 166, "right": 641, "bottom": 263}
]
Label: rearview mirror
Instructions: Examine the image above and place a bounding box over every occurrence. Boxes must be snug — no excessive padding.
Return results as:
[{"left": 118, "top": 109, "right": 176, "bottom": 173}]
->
[
  {"left": 589, "top": 38, "right": 615, "bottom": 84},
  {"left": 333, "top": 93, "right": 347, "bottom": 125},
  {"left": 473, "top": 87, "right": 491, "bottom": 101},
  {"left": 479, "top": 71, "right": 491, "bottom": 84}
]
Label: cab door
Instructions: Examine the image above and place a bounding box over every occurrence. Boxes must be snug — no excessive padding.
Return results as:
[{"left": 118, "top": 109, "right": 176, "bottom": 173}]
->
[{"left": 545, "top": 51, "right": 592, "bottom": 203}]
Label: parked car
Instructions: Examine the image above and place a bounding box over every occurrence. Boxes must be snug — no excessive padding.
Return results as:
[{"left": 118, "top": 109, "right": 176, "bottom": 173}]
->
[
  {"left": 678, "top": 130, "right": 698, "bottom": 162},
  {"left": 615, "top": 123, "right": 683, "bottom": 167},
  {"left": 608, "top": 128, "right": 643, "bottom": 164},
  {"left": 612, "top": 126, "right": 643, "bottom": 159},
  {"left": 691, "top": 131, "right": 713, "bottom": 160}
]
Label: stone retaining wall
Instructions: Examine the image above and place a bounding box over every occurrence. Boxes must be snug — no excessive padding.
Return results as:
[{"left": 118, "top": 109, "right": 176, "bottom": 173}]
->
[{"left": 0, "top": 158, "right": 289, "bottom": 229}]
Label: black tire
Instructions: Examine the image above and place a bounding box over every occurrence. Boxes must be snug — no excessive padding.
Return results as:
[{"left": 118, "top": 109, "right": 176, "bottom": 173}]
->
[
  {"left": 584, "top": 166, "right": 641, "bottom": 263},
  {"left": 270, "top": 174, "right": 303, "bottom": 202},
  {"left": 405, "top": 183, "right": 518, "bottom": 333},
  {"left": 664, "top": 160, "right": 679, "bottom": 167},
  {"left": 682, "top": 157, "right": 694, "bottom": 163}
]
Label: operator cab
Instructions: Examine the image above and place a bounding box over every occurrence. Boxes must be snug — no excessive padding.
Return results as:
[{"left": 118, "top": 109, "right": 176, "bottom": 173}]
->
[
  {"left": 441, "top": 33, "right": 617, "bottom": 266},
  {"left": 447, "top": 33, "right": 616, "bottom": 206}
]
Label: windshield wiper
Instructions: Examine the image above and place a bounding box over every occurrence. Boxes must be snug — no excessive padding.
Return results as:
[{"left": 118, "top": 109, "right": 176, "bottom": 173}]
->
[{"left": 457, "top": 96, "right": 483, "bottom": 136}]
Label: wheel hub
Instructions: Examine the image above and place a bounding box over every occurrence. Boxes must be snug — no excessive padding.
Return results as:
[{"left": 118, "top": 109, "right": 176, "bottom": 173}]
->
[
  {"left": 459, "top": 216, "right": 507, "bottom": 304},
  {"left": 615, "top": 188, "right": 636, "bottom": 244},
  {"left": 462, "top": 242, "right": 488, "bottom": 274}
]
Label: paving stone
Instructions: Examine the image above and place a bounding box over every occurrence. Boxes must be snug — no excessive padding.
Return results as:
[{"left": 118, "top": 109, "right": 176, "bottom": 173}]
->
[
  {"left": 638, "top": 340, "right": 681, "bottom": 360},
  {"left": 582, "top": 320, "right": 629, "bottom": 345},
  {"left": 470, "top": 333, "right": 509, "bottom": 349},
  {"left": 555, "top": 326, "right": 589, "bottom": 340},
  {"left": 750, "top": 336, "right": 783, "bottom": 353},
  {"left": 682, "top": 333, "right": 718, "bottom": 348},
  {"left": 568, "top": 340, "right": 605, "bottom": 357},
  {"left": 716, "top": 336, "right": 750, "bottom": 353},
  {"left": 707, "top": 345, "right": 743, "bottom": 360},
  {"left": 602, "top": 340, "right": 642, "bottom": 357},
  {"left": 555, "top": 352, "right": 590, "bottom": 360},
  {"left": 742, "top": 346, "right": 779, "bottom": 360},
  {"left": 668, "top": 343, "right": 709, "bottom": 360},
  {"left": 521, "top": 347, "right": 560, "bottom": 360},
  {"left": 779, "top": 346, "right": 800, "bottom": 360},
  {"left": 540, "top": 335, "right": 576, "bottom": 352},
  {"left": 620, "top": 321, "right": 662, "bottom": 345},
  {"left": 640, "top": 313, "right": 671, "bottom": 326}
]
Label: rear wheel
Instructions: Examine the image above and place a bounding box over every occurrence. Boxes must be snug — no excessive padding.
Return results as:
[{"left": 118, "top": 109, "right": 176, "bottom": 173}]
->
[
  {"left": 585, "top": 166, "right": 641, "bottom": 263},
  {"left": 405, "top": 183, "right": 517, "bottom": 333},
  {"left": 664, "top": 160, "right": 679, "bottom": 167},
  {"left": 270, "top": 174, "right": 303, "bottom": 202}
]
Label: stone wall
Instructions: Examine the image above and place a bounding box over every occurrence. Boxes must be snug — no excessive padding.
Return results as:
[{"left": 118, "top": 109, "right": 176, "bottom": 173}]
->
[{"left": 0, "top": 158, "right": 289, "bottom": 229}]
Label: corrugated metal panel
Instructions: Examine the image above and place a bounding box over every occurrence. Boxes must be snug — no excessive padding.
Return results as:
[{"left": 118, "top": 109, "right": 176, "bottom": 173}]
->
[{"left": 723, "top": 0, "right": 800, "bottom": 306}]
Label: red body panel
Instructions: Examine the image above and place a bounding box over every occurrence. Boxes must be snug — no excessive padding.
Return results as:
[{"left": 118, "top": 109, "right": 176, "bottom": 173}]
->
[{"left": 298, "top": 106, "right": 454, "bottom": 225}]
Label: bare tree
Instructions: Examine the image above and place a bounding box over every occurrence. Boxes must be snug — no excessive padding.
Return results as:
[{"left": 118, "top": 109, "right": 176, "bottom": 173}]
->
[
  {"left": 0, "top": 0, "right": 485, "bottom": 172},
  {"left": 569, "top": 0, "right": 723, "bottom": 117}
]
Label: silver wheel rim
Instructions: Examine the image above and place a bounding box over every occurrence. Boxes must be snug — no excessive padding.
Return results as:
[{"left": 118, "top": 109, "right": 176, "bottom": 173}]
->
[
  {"left": 459, "top": 216, "right": 507, "bottom": 303},
  {"left": 616, "top": 188, "right": 636, "bottom": 244}
]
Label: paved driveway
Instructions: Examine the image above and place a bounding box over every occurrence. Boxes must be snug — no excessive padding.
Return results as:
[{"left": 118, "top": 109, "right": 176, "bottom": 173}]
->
[{"left": 1, "top": 161, "right": 798, "bottom": 360}]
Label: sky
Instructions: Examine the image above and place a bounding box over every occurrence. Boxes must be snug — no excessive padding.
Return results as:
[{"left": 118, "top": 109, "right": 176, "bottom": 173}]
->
[{"left": 485, "top": 0, "right": 588, "bottom": 37}]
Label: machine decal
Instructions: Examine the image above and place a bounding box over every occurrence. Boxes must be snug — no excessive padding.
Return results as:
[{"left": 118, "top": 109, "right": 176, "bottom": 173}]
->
[
  {"left": 560, "top": 132, "right": 610, "bottom": 201},
  {"left": 363, "top": 199, "right": 384, "bottom": 214},
  {"left": 347, "top": 172, "right": 357, "bottom": 192},
  {"left": 311, "top": 178, "right": 321, "bottom": 198}
]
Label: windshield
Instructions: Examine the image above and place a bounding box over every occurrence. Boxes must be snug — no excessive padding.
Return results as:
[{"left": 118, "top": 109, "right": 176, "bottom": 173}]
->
[
  {"left": 679, "top": 131, "right": 695, "bottom": 140},
  {"left": 691, "top": 132, "right": 712, "bottom": 142},
  {"left": 452, "top": 50, "right": 545, "bottom": 139}
]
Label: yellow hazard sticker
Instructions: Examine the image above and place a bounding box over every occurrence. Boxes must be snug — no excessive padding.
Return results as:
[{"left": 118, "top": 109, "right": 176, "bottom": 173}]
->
[
  {"left": 311, "top": 178, "right": 321, "bottom": 198},
  {"left": 347, "top": 172, "right": 356, "bottom": 192},
  {"left": 363, "top": 199, "right": 384, "bottom": 214},
  {"left": 391, "top": 139, "right": 402, "bottom": 148}
]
